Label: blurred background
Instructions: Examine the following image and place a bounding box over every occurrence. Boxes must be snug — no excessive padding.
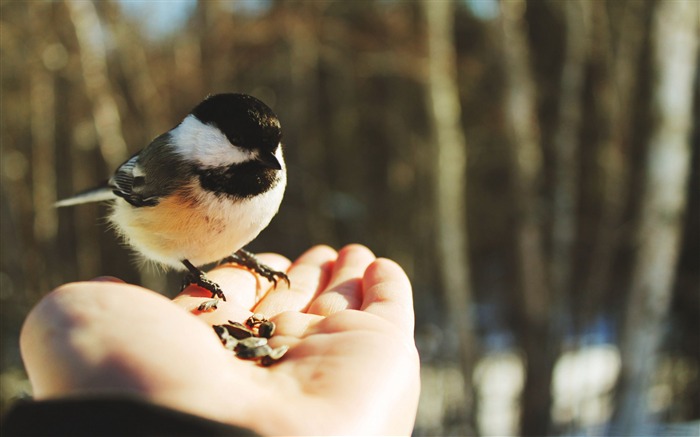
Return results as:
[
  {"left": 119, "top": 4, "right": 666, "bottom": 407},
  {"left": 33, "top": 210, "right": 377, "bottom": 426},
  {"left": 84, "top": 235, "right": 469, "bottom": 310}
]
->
[{"left": 1, "top": 0, "right": 698, "bottom": 435}]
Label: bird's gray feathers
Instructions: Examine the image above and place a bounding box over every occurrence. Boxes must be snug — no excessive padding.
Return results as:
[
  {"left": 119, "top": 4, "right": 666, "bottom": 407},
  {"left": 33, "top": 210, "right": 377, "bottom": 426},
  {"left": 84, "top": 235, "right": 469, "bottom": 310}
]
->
[{"left": 110, "top": 134, "right": 192, "bottom": 207}]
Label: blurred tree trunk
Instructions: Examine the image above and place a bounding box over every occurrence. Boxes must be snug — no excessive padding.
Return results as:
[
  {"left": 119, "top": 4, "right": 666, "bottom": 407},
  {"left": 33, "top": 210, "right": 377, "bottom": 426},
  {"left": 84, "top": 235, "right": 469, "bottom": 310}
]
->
[
  {"left": 498, "top": 1, "right": 552, "bottom": 435},
  {"left": 28, "top": 1, "right": 59, "bottom": 297},
  {"left": 175, "top": 4, "right": 206, "bottom": 104},
  {"left": 422, "top": 0, "right": 477, "bottom": 429},
  {"left": 582, "top": 0, "right": 648, "bottom": 321},
  {"left": 102, "top": 2, "right": 167, "bottom": 136},
  {"left": 550, "top": 0, "right": 587, "bottom": 321},
  {"left": 193, "top": 0, "right": 227, "bottom": 92},
  {"left": 66, "top": 0, "right": 128, "bottom": 169},
  {"left": 66, "top": 0, "right": 128, "bottom": 280},
  {"left": 614, "top": 1, "right": 699, "bottom": 433},
  {"left": 285, "top": 4, "right": 335, "bottom": 245}
]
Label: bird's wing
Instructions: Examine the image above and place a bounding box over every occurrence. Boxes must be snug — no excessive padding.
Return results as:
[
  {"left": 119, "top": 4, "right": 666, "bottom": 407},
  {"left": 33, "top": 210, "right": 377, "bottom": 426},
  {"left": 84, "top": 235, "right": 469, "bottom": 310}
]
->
[{"left": 109, "top": 153, "right": 160, "bottom": 207}]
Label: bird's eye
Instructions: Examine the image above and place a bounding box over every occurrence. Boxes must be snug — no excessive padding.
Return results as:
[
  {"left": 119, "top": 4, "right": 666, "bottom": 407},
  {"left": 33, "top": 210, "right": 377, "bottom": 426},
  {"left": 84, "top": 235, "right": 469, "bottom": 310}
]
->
[{"left": 133, "top": 176, "right": 146, "bottom": 187}]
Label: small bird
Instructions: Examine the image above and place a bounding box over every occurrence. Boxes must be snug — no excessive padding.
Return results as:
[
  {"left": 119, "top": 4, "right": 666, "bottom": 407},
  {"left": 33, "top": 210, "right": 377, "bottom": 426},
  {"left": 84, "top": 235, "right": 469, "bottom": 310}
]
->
[{"left": 56, "top": 93, "right": 289, "bottom": 301}]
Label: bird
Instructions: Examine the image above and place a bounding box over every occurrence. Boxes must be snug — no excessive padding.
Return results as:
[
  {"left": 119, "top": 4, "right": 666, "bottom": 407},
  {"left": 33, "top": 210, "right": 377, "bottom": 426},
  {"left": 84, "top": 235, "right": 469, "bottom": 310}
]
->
[{"left": 56, "top": 93, "right": 289, "bottom": 302}]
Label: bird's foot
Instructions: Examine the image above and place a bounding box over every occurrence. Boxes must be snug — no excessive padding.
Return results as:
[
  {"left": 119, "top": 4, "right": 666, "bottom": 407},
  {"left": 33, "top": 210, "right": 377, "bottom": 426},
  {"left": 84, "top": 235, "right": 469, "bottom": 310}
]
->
[
  {"left": 221, "top": 248, "right": 290, "bottom": 288},
  {"left": 181, "top": 259, "right": 227, "bottom": 302}
]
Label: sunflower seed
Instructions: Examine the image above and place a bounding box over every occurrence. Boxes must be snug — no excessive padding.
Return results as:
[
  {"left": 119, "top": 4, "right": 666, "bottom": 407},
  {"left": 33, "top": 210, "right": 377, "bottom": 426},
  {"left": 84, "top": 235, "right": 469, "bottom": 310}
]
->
[
  {"left": 197, "top": 298, "right": 220, "bottom": 311},
  {"left": 236, "top": 336, "right": 268, "bottom": 351},
  {"left": 213, "top": 325, "right": 239, "bottom": 350},
  {"left": 236, "top": 344, "right": 273, "bottom": 359},
  {"left": 221, "top": 321, "right": 255, "bottom": 339},
  {"left": 261, "top": 345, "right": 290, "bottom": 366},
  {"left": 246, "top": 313, "right": 266, "bottom": 328},
  {"left": 257, "top": 320, "right": 276, "bottom": 338}
]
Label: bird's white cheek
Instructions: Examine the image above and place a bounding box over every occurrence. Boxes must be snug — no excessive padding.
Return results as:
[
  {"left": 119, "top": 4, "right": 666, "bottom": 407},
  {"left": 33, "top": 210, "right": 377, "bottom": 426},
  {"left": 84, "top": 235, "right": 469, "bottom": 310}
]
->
[
  {"left": 171, "top": 115, "right": 253, "bottom": 168},
  {"left": 275, "top": 143, "right": 285, "bottom": 168}
]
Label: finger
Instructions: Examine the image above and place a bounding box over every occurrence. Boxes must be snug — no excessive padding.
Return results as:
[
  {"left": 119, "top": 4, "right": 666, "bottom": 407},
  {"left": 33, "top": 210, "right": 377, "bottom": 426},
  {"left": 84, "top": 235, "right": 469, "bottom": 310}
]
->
[
  {"left": 223, "top": 252, "right": 293, "bottom": 294},
  {"left": 268, "top": 311, "right": 324, "bottom": 340},
  {"left": 360, "top": 258, "right": 415, "bottom": 335},
  {"left": 176, "top": 253, "right": 291, "bottom": 311},
  {"left": 253, "top": 245, "right": 337, "bottom": 317},
  {"left": 307, "top": 244, "right": 375, "bottom": 316}
]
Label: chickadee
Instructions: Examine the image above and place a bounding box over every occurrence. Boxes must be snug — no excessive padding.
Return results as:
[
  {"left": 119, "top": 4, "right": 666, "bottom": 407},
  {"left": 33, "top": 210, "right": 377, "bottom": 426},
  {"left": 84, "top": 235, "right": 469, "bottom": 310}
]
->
[{"left": 57, "top": 93, "right": 288, "bottom": 301}]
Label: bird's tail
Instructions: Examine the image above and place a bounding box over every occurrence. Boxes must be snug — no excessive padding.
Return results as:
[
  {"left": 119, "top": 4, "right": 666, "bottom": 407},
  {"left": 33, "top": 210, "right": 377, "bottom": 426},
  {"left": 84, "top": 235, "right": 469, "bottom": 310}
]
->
[{"left": 55, "top": 184, "right": 116, "bottom": 207}]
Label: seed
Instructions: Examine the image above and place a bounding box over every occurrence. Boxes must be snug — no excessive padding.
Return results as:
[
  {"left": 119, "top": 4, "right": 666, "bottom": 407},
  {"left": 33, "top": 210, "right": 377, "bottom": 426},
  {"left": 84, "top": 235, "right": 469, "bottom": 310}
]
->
[
  {"left": 222, "top": 321, "right": 255, "bottom": 339},
  {"left": 264, "top": 346, "right": 289, "bottom": 364},
  {"left": 236, "top": 344, "right": 272, "bottom": 359},
  {"left": 222, "top": 337, "right": 238, "bottom": 351},
  {"left": 214, "top": 315, "right": 288, "bottom": 365},
  {"left": 246, "top": 313, "right": 266, "bottom": 327},
  {"left": 258, "top": 320, "right": 276, "bottom": 338},
  {"left": 213, "top": 325, "right": 239, "bottom": 350},
  {"left": 236, "top": 336, "right": 268, "bottom": 351},
  {"left": 261, "top": 345, "right": 290, "bottom": 367},
  {"left": 269, "top": 344, "right": 289, "bottom": 360},
  {"left": 198, "top": 298, "right": 220, "bottom": 311},
  {"left": 213, "top": 324, "right": 227, "bottom": 337}
]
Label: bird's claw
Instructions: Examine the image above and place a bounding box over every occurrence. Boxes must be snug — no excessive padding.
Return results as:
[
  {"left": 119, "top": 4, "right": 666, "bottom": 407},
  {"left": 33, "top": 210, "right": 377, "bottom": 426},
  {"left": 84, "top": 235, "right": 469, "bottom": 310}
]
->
[
  {"left": 181, "top": 260, "right": 228, "bottom": 301},
  {"left": 222, "top": 248, "right": 290, "bottom": 288}
]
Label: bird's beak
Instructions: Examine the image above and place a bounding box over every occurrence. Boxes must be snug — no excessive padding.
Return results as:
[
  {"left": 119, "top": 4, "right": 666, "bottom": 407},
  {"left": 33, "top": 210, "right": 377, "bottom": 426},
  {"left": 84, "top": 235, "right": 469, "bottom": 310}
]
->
[{"left": 256, "top": 150, "right": 282, "bottom": 170}]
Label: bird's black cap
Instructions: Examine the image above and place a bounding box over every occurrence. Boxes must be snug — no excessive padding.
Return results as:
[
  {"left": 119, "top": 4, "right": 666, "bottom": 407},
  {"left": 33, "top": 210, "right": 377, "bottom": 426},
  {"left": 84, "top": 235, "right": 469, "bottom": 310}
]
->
[{"left": 191, "top": 93, "right": 282, "bottom": 153}]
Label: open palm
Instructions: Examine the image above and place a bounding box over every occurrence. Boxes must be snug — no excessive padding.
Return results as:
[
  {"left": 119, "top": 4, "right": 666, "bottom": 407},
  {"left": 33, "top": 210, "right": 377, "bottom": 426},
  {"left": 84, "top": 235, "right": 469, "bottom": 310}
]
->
[{"left": 21, "top": 245, "right": 420, "bottom": 435}]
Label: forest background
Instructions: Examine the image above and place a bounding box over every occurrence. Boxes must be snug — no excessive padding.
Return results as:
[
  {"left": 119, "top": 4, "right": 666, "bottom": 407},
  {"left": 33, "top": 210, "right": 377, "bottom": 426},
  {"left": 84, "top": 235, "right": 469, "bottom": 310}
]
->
[{"left": 1, "top": 1, "right": 698, "bottom": 436}]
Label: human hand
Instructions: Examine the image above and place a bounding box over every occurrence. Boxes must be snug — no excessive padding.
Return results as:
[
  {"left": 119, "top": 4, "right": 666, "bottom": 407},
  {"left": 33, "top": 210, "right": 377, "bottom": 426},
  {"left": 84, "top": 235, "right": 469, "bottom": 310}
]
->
[{"left": 20, "top": 245, "right": 421, "bottom": 436}]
